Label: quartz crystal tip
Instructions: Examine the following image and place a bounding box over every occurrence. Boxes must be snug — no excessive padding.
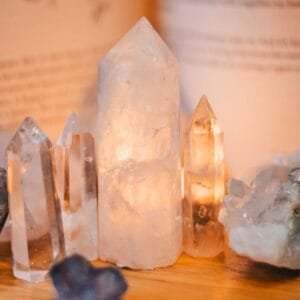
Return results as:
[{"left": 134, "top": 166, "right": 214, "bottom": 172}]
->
[
  {"left": 194, "top": 95, "right": 216, "bottom": 118},
  {"left": 0, "top": 167, "right": 8, "bottom": 233},
  {"left": 99, "top": 16, "right": 177, "bottom": 75},
  {"left": 50, "top": 254, "right": 128, "bottom": 300},
  {"left": 57, "top": 113, "right": 82, "bottom": 146},
  {"left": 190, "top": 95, "right": 221, "bottom": 134},
  {"left": 7, "top": 117, "right": 51, "bottom": 152}
]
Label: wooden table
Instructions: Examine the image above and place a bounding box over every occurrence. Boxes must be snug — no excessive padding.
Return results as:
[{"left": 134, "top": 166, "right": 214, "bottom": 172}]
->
[{"left": 1, "top": 243, "right": 300, "bottom": 300}]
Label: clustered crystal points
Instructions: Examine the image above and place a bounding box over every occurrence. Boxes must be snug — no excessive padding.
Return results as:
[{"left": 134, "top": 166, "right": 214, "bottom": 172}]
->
[{"left": 1, "top": 16, "right": 299, "bottom": 285}]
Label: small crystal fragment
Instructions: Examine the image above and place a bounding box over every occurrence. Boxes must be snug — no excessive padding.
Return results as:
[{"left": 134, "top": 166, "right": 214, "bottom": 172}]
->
[
  {"left": 288, "top": 168, "right": 300, "bottom": 182},
  {"left": 6, "top": 117, "right": 65, "bottom": 282},
  {"left": 0, "top": 168, "right": 8, "bottom": 233},
  {"left": 227, "top": 178, "right": 250, "bottom": 198},
  {"left": 50, "top": 254, "right": 128, "bottom": 300},
  {"left": 53, "top": 113, "right": 98, "bottom": 260},
  {"left": 183, "top": 96, "right": 225, "bottom": 257},
  {"left": 219, "top": 154, "right": 300, "bottom": 269},
  {"left": 97, "top": 17, "right": 182, "bottom": 269}
]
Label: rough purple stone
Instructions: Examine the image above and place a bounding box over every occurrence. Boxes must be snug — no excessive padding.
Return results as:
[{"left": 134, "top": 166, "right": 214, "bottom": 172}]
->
[
  {"left": 0, "top": 168, "right": 8, "bottom": 233},
  {"left": 50, "top": 254, "right": 128, "bottom": 300}
]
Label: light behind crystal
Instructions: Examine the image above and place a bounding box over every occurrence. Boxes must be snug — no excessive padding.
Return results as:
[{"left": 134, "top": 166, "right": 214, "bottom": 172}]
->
[
  {"left": 183, "top": 96, "right": 225, "bottom": 257},
  {"left": 97, "top": 17, "right": 182, "bottom": 269}
]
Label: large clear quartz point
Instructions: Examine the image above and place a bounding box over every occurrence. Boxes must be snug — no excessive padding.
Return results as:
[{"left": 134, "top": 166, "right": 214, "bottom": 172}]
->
[
  {"left": 183, "top": 96, "right": 225, "bottom": 257},
  {"left": 53, "top": 113, "right": 98, "bottom": 260},
  {"left": 6, "top": 117, "right": 65, "bottom": 283},
  {"left": 97, "top": 17, "right": 182, "bottom": 269}
]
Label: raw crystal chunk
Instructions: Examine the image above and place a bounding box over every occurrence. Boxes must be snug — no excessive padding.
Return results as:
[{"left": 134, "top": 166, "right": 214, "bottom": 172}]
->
[
  {"left": 0, "top": 168, "right": 8, "bottom": 233},
  {"left": 219, "top": 151, "right": 300, "bottom": 269},
  {"left": 53, "top": 113, "right": 98, "bottom": 260},
  {"left": 183, "top": 96, "right": 225, "bottom": 257},
  {"left": 97, "top": 17, "right": 182, "bottom": 269},
  {"left": 50, "top": 254, "right": 128, "bottom": 300},
  {"left": 6, "top": 117, "right": 65, "bottom": 282}
]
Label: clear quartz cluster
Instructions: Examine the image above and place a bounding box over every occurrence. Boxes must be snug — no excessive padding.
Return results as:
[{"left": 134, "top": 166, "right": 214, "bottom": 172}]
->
[
  {"left": 97, "top": 17, "right": 182, "bottom": 269},
  {"left": 183, "top": 96, "right": 225, "bottom": 257},
  {"left": 6, "top": 117, "right": 65, "bottom": 283},
  {"left": 219, "top": 151, "right": 300, "bottom": 269},
  {"left": 53, "top": 114, "right": 98, "bottom": 260}
]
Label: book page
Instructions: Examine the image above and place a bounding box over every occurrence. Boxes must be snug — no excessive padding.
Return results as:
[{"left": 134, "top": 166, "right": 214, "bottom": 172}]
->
[
  {"left": 0, "top": 0, "right": 153, "bottom": 143},
  {"left": 159, "top": 0, "right": 300, "bottom": 181},
  {"left": 0, "top": 0, "right": 156, "bottom": 241}
]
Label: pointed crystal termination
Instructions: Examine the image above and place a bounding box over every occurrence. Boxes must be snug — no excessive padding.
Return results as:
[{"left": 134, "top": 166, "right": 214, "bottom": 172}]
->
[
  {"left": 183, "top": 96, "right": 225, "bottom": 257},
  {"left": 6, "top": 117, "right": 65, "bottom": 283},
  {"left": 97, "top": 17, "right": 182, "bottom": 269},
  {"left": 53, "top": 113, "right": 98, "bottom": 260}
]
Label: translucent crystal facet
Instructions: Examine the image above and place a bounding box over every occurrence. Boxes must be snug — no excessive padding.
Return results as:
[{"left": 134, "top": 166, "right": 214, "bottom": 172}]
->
[
  {"left": 53, "top": 114, "right": 98, "bottom": 260},
  {"left": 183, "top": 96, "right": 225, "bottom": 257},
  {"left": 6, "top": 117, "right": 65, "bottom": 283},
  {"left": 97, "top": 17, "right": 182, "bottom": 269}
]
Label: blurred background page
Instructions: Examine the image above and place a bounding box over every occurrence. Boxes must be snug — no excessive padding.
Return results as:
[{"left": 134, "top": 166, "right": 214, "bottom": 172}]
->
[
  {"left": 159, "top": 0, "right": 300, "bottom": 182},
  {"left": 1, "top": 0, "right": 300, "bottom": 181},
  {"left": 0, "top": 0, "right": 155, "bottom": 140}
]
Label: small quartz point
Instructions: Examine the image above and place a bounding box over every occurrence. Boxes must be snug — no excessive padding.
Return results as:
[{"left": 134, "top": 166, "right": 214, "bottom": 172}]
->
[
  {"left": 6, "top": 117, "right": 65, "bottom": 283},
  {"left": 183, "top": 96, "right": 225, "bottom": 257},
  {"left": 50, "top": 254, "right": 128, "bottom": 300},
  {"left": 219, "top": 152, "right": 300, "bottom": 269},
  {"left": 0, "top": 168, "right": 8, "bottom": 233},
  {"left": 97, "top": 17, "right": 182, "bottom": 269},
  {"left": 53, "top": 113, "right": 98, "bottom": 260}
]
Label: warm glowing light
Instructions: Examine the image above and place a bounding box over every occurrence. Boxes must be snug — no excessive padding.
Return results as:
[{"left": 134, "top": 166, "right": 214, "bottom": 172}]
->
[
  {"left": 183, "top": 95, "right": 225, "bottom": 258},
  {"left": 97, "top": 17, "right": 182, "bottom": 269}
]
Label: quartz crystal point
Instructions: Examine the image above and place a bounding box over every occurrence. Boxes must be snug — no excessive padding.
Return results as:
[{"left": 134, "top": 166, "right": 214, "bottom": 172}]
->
[
  {"left": 183, "top": 96, "right": 225, "bottom": 257},
  {"left": 219, "top": 151, "right": 300, "bottom": 269},
  {"left": 6, "top": 117, "right": 65, "bottom": 283},
  {"left": 50, "top": 254, "right": 128, "bottom": 300},
  {"left": 53, "top": 113, "right": 98, "bottom": 260},
  {"left": 97, "top": 17, "right": 182, "bottom": 269},
  {"left": 0, "top": 168, "right": 8, "bottom": 233}
]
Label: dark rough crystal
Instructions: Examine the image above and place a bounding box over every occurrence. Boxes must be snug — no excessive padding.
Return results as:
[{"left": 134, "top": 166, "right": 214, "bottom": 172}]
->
[
  {"left": 50, "top": 254, "right": 128, "bottom": 300},
  {"left": 0, "top": 168, "right": 8, "bottom": 233}
]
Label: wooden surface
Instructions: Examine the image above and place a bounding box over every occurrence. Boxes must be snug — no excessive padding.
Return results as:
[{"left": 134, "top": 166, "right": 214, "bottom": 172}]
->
[{"left": 1, "top": 244, "right": 300, "bottom": 300}]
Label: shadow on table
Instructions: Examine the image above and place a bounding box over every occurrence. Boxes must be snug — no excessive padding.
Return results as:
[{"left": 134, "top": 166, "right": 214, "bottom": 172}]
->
[{"left": 224, "top": 247, "right": 300, "bottom": 282}]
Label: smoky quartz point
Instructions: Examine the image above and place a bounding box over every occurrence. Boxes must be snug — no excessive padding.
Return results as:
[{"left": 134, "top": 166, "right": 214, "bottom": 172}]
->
[{"left": 183, "top": 96, "right": 225, "bottom": 257}]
